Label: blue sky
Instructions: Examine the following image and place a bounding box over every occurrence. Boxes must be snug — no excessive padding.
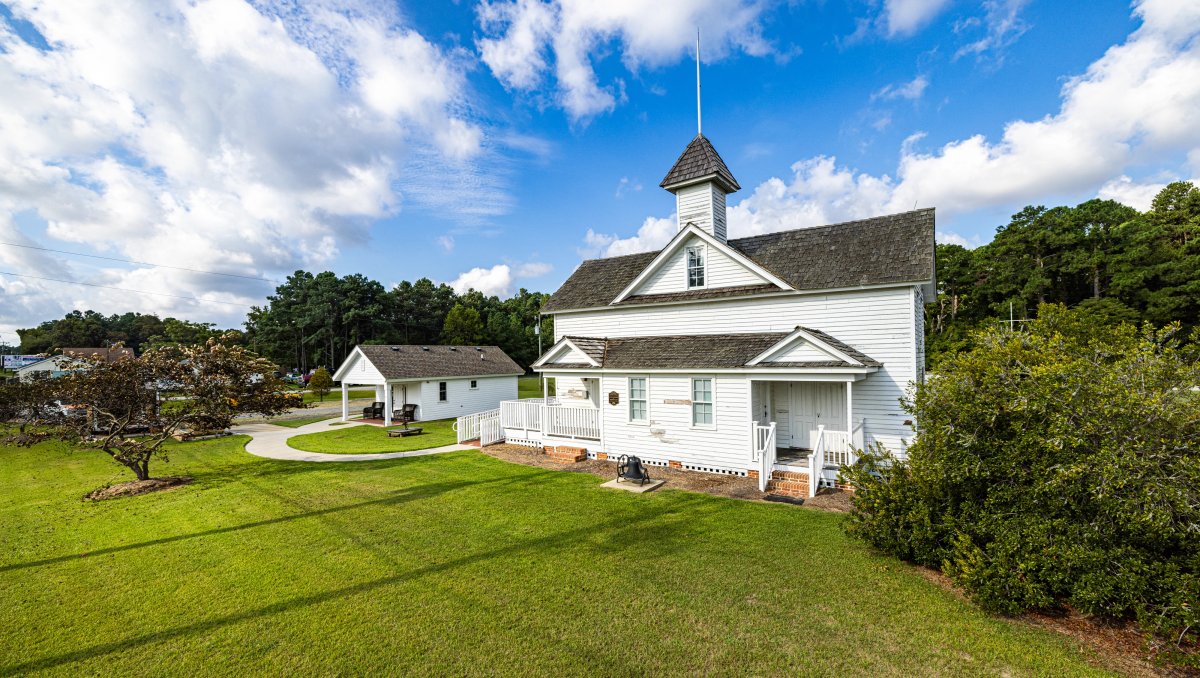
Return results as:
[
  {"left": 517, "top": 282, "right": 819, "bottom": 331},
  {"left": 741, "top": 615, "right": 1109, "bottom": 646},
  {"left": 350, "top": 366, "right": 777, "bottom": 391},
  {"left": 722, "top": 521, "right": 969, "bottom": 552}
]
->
[{"left": 1, "top": 0, "right": 1198, "bottom": 339}]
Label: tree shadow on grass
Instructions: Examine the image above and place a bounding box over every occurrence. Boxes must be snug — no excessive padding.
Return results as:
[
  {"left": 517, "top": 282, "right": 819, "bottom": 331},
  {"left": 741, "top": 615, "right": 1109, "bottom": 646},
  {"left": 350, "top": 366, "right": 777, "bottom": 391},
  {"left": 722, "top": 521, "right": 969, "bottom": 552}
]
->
[
  {"left": 0, "top": 472, "right": 537, "bottom": 575},
  {"left": 0, "top": 493, "right": 717, "bottom": 676}
]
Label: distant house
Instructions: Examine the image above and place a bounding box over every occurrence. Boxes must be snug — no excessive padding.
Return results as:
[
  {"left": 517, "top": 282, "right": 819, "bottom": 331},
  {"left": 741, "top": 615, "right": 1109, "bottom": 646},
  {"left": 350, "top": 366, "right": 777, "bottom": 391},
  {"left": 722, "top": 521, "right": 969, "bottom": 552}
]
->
[
  {"left": 17, "top": 347, "right": 134, "bottom": 381},
  {"left": 332, "top": 345, "right": 523, "bottom": 425}
]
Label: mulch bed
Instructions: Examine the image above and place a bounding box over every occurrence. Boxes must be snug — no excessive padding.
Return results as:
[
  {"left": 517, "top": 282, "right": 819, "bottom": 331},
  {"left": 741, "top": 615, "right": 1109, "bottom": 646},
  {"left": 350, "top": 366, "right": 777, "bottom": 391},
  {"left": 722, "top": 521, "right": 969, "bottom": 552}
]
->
[
  {"left": 481, "top": 444, "right": 851, "bottom": 511},
  {"left": 84, "top": 477, "right": 193, "bottom": 502}
]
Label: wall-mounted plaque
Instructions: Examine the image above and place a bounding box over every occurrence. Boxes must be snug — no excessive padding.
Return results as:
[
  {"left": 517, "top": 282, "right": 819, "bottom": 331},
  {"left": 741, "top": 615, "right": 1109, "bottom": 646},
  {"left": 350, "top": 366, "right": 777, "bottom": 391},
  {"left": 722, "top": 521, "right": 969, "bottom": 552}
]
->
[{"left": 608, "top": 391, "right": 620, "bottom": 406}]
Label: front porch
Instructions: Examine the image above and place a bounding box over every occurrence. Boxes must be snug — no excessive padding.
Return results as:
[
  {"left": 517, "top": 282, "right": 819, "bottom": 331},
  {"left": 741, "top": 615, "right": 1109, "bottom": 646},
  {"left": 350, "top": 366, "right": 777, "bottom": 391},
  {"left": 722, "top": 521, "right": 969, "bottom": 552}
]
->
[{"left": 750, "top": 379, "right": 866, "bottom": 496}]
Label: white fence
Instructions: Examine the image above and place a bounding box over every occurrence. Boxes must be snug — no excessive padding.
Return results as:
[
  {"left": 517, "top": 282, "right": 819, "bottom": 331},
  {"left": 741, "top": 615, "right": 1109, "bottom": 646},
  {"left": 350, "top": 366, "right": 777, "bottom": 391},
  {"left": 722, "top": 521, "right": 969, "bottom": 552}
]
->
[
  {"left": 499, "top": 400, "right": 600, "bottom": 441},
  {"left": 808, "top": 425, "right": 826, "bottom": 498},
  {"left": 752, "top": 421, "right": 777, "bottom": 492},
  {"left": 807, "top": 418, "right": 865, "bottom": 468},
  {"left": 454, "top": 408, "right": 500, "bottom": 444}
]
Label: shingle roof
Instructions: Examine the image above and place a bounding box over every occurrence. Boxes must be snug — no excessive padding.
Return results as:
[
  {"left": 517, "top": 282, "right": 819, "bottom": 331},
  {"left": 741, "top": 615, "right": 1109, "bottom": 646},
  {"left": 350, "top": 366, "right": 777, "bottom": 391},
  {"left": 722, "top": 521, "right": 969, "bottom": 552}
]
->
[
  {"left": 617, "top": 283, "right": 781, "bottom": 306},
  {"left": 566, "top": 337, "right": 606, "bottom": 364},
  {"left": 729, "top": 209, "right": 935, "bottom": 292},
  {"left": 797, "top": 327, "right": 883, "bottom": 367},
  {"left": 541, "top": 251, "right": 658, "bottom": 313},
  {"left": 541, "top": 209, "right": 935, "bottom": 313},
  {"left": 660, "top": 134, "right": 741, "bottom": 192},
  {"left": 540, "top": 331, "right": 879, "bottom": 371},
  {"left": 356, "top": 345, "right": 523, "bottom": 380}
]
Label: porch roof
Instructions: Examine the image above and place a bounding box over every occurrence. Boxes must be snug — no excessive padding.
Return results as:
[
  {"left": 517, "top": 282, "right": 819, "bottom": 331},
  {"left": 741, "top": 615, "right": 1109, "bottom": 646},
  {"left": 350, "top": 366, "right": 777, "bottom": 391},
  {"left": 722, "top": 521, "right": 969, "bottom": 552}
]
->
[{"left": 536, "top": 329, "right": 880, "bottom": 371}]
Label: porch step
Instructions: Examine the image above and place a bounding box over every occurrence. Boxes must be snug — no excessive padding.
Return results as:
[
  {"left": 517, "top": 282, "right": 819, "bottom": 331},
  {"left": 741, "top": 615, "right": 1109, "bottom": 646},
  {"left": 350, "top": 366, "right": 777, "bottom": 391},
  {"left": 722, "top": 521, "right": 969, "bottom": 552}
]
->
[
  {"left": 544, "top": 445, "right": 587, "bottom": 464},
  {"left": 765, "top": 469, "right": 809, "bottom": 498}
]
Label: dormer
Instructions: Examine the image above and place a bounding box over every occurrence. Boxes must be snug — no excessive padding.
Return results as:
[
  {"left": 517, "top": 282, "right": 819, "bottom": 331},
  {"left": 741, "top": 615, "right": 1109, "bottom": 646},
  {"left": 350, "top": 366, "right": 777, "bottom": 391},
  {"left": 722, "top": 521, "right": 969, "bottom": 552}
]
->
[{"left": 659, "top": 134, "right": 741, "bottom": 243}]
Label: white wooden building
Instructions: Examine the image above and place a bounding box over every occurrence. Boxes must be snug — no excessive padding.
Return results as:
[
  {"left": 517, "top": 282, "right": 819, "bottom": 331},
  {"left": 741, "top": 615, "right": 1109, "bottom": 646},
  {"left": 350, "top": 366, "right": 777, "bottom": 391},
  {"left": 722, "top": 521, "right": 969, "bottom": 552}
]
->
[
  {"left": 332, "top": 345, "right": 522, "bottom": 426},
  {"left": 474, "top": 133, "right": 935, "bottom": 496}
]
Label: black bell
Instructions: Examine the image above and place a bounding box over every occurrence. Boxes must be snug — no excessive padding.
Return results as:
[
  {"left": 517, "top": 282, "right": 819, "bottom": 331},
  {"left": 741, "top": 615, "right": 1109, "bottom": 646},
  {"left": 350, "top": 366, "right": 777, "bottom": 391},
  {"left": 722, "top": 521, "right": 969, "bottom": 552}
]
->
[{"left": 617, "top": 454, "right": 650, "bottom": 485}]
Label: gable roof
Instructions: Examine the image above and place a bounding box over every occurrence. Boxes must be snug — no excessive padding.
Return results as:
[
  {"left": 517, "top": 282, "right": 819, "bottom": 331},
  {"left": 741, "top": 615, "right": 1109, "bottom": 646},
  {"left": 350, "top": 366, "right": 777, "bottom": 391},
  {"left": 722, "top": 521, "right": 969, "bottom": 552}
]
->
[
  {"left": 541, "top": 209, "right": 935, "bottom": 313},
  {"left": 536, "top": 331, "right": 879, "bottom": 371},
  {"left": 747, "top": 326, "right": 883, "bottom": 368},
  {"left": 660, "top": 134, "right": 741, "bottom": 193},
  {"left": 349, "top": 345, "right": 523, "bottom": 380}
]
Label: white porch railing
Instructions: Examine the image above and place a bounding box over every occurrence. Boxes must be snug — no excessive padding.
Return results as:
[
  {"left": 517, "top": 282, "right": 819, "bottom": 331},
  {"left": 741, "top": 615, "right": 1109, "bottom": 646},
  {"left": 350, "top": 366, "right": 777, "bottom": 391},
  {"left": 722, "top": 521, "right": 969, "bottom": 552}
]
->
[
  {"left": 752, "top": 421, "right": 777, "bottom": 492},
  {"left": 499, "top": 400, "right": 600, "bottom": 441},
  {"left": 454, "top": 408, "right": 500, "bottom": 444},
  {"left": 808, "top": 425, "right": 826, "bottom": 498},
  {"left": 807, "top": 418, "right": 865, "bottom": 468}
]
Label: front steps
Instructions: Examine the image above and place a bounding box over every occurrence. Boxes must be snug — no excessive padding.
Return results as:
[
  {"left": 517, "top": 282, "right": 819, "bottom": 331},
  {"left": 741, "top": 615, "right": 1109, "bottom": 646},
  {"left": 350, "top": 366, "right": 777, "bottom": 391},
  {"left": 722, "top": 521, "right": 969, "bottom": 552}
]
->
[{"left": 764, "top": 469, "right": 809, "bottom": 498}]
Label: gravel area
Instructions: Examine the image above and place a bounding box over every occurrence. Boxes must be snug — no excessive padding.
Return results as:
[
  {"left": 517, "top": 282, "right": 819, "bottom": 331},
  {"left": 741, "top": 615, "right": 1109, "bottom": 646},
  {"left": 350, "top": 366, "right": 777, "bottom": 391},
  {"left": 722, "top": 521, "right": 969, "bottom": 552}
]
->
[{"left": 481, "top": 443, "right": 853, "bottom": 511}]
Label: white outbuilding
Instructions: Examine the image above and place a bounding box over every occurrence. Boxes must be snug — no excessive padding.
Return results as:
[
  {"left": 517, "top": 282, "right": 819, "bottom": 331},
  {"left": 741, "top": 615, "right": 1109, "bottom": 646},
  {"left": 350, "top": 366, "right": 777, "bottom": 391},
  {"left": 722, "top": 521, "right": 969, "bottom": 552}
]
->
[{"left": 332, "top": 345, "right": 523, "bottom": 426}]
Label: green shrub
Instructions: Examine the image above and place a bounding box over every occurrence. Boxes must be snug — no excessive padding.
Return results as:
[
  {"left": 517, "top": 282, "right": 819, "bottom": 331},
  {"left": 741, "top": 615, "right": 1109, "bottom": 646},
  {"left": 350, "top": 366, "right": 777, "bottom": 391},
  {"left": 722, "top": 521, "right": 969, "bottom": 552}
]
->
[{"left": 843, "top": 304, "right": 1200, "bottom": 664}]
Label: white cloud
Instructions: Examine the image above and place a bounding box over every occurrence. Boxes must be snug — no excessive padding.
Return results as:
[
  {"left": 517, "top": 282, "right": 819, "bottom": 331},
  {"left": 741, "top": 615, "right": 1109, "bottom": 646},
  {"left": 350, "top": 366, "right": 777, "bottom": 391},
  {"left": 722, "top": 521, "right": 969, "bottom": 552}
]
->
[
  {"left": 581, "top": 215, "right": 676, "bottom": 258},
  {"left": 871, "top": 75, "right": 930, "bottom": 102},
  {"left": 450, "top": 261, "right": 554, "bottom": 295},
  {"left": 476, "top": 0, "right": 774, "bottom": 120},
  {"left": 1096, "top": 176, "right": 1168, "bottom": 211},
  {"left": 437, "top": 235, "right": 456, "bottom": 252},
  {"left": 0, "top": 0, "right": 495, "bottom": 337},
  {"left": 515, "top": 262, "right": 553, "bottom": 277},
  {"left": 954, "top": 0, "right": 1031, "bottom": 62},
  {"left": 589, "top": 0, "right": 1200, "bottom": 255},
  {"left": 883, "top": 0, "right": 953, "bottom": 37},
  {"left": 614, "top": 176, "right": 642, "bottom": 198}
]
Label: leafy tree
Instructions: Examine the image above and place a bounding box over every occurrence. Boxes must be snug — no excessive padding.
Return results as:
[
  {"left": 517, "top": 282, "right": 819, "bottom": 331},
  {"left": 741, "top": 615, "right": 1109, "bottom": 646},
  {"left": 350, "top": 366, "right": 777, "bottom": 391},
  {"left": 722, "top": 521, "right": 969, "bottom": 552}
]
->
[
  {"left": 442, "top": 304, "right": 484, "bottom": 345},
  {"left": 308, "top": 366, "right": 333, "bottom": 402},
  {"left": 4, "top": 338, "right": 299, "bottom": 482},
  {"left": 844, "top": 306, "right": 1200, "bottom": 662}
]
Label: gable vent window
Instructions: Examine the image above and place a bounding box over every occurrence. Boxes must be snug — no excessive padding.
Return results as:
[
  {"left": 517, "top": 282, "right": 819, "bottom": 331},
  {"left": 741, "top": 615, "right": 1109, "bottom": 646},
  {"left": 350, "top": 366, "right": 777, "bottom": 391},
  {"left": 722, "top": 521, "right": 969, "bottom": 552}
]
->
[
  {"left": 686, "top": 245, "right": 705, "bottom": 288},
  {"left": 470, "top": 379, "right": 478, "bottom": 390},
  {"left": 439, "top": 381, "right": 448, "bottom": 401}
]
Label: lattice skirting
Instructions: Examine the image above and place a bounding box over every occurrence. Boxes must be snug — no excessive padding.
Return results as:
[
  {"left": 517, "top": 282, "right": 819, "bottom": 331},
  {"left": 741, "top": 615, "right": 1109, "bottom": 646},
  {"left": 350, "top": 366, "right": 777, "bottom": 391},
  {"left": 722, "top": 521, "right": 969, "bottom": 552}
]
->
[
  {"left": 682, "top": 464, "right": 747, "bottom": 477},
  {"left": 507, "top": 438, "right": 541, "bottom": 449}
]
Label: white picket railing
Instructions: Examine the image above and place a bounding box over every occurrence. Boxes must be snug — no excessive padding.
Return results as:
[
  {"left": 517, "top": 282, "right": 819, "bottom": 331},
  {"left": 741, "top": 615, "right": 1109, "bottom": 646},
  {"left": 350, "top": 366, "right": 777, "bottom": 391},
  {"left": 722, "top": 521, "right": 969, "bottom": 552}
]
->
[
  {"left": 807, "top": 419, "right": 864, "bottom": 468},
  {"left": 480, "top": 416, "right": 503, "bottom": 446},
  {"left": 454, "top": 408, "right": 500, "bottom": 444},
  {"left": 544, "top": 405, "right": 601, "bottom": 440},
  {"left": 498, "top": 400, "right": 601, "bottom": 441},
  {"left": 752, "top": 421, "right": 777, "bottom": 492},
  {"left": 808, "top": 425, "right": 826, "bottom": 498}
]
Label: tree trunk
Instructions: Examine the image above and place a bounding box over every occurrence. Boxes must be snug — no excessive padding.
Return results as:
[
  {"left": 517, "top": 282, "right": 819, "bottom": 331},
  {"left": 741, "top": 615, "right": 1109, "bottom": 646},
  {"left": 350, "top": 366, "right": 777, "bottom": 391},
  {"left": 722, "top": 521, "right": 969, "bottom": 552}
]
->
[{"left": 1093, "top": 267, "right": 1101, "bottom": 299}]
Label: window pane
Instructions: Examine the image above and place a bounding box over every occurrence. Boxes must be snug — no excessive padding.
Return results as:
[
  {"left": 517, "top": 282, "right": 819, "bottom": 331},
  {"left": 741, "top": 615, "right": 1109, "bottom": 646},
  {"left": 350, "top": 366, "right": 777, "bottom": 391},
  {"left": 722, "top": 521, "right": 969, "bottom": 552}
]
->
[
  {"left": 630, "top": 401, "right": 646, "bottom": 421},
  {"left": 693, "top": 403, "right": 713, "bottom": 425},
  {"left": 629, "top": 378, "right": 645, "bottom": 399},
  {"left": 692, "top": 379, "right": 712, "bottom": 402}
]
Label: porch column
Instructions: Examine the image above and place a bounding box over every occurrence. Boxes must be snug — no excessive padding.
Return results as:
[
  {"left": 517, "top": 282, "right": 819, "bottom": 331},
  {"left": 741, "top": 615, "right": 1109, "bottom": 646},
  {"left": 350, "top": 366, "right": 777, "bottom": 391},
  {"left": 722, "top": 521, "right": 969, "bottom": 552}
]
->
[
  {"left": 383, "top": 382, "right": 393, "bottom": 426},
  {"left": 340, "top": 382, "right": 349, "bottom": 422},
  {"left": 846, "top": 381, "right": 854, "bottom": 436},
  {"left": 542, "top": 375, "right": 548, "bottom": 403}
]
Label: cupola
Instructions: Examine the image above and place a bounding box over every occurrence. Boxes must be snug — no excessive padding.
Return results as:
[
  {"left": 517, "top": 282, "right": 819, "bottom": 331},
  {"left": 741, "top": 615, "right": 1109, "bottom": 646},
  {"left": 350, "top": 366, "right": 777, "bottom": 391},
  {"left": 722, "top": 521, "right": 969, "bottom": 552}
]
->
[{"left": 659, "top": 134, "right": 741, "bottom": 242}]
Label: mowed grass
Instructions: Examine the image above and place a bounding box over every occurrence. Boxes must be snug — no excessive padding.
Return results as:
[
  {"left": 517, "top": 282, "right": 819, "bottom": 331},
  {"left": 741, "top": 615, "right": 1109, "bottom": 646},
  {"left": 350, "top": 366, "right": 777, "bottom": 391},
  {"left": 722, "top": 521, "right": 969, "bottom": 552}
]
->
[
  {"left": 0, "top": 439, "right": 1111, "bottom": 677},
  {"left": 298, "top": 388, "right": 373, "bottom": 404},
  {"left": 270, "top": 415, "right": 336, "bottom": 429},
  {"left": 518, "top": 375, "right": 554, "bottom": 399},
  {"left": 286, "top": 418, "right": 457, "bottom": 454}
]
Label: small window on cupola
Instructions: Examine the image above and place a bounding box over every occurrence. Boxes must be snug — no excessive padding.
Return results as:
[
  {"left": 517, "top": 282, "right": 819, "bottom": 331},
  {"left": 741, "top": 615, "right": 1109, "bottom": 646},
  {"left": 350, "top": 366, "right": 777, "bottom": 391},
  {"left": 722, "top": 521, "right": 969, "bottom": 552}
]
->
[{"left": 686, "top": 245, "right": 705, "bottom": 288}]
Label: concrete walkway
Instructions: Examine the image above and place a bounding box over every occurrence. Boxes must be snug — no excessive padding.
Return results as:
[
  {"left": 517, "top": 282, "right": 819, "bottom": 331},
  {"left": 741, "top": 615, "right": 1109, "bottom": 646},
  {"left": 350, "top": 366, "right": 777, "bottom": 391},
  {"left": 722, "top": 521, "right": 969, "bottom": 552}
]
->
[{"left": 232, "top": 418, "right": 472, "bottom": 463}]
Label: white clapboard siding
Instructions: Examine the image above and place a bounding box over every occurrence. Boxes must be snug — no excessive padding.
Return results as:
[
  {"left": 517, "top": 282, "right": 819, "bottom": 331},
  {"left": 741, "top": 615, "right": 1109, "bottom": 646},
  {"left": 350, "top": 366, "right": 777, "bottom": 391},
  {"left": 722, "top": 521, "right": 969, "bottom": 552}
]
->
[
  {"left": 675, "top": 182, "right": 727, "bottom": 240},
  {"left": 341, "top": 351, "right": 386, "bottom": 385},
  {"left": 413, "top": 376, "right": 517, "bottom": 422},
  {"left": 765, "top": 338, "right": 838, "bottom": 363},
  {"left": 637, "top": 236, "right": 767, "bottom": 296},
  {"left": 599, "top": 373, "right": 753, "bottom": 473},
  {"left": 554, "top": 286, "right": 918, "bottom": 453}
]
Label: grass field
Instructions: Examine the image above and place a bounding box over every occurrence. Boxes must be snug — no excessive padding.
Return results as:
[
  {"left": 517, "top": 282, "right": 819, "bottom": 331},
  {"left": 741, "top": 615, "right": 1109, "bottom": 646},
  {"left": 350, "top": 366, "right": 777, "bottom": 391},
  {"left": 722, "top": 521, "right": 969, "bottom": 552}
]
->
[
  {"left": 298, "top": 388, "right": 373, "bottom": 404},
  {"left": 286, "top": 418, "right": 457, "bottom": 454},
  {"left": 518, "top": 375, "right": 554, "bottom": 399},
  {"left": 0, "top": 436, "right": 1112, "bottom": 676},
  {"left": 270, "top": 415, "right": 336, "bottom": 429}
]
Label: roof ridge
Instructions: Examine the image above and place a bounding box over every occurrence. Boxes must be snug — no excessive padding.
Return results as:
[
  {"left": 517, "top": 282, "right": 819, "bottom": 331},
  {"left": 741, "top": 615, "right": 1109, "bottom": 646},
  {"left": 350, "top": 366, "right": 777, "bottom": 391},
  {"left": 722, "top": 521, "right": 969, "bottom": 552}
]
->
[{"left": 728, "top": 207, "right": 936, "bottom": 246}]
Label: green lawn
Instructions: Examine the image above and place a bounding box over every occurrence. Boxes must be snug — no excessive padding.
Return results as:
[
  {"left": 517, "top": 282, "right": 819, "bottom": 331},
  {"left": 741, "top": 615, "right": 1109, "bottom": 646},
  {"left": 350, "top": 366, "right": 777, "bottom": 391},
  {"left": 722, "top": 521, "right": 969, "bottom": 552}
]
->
[
  {"left": 0, "top": 439, "right": 1112, "bottom": 676},
  {"left": 286, "top": 418, "right": 457, "bottom": 454},
  {"left": 270, "top": 415, "right": 336, "bottom": 429},
  {"left": 518, "top": 375, "right": 554, "bottom": 399},
  {"left": 300, "top": 388, "right": 374, "bottom": 404}
]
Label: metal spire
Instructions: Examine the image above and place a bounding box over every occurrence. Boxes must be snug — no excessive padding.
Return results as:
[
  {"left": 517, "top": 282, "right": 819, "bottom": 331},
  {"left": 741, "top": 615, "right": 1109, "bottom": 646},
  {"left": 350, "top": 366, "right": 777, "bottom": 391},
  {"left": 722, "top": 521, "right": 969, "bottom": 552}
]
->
[{"left": 695, "top": 28, "right": 702, "bottom": 136}]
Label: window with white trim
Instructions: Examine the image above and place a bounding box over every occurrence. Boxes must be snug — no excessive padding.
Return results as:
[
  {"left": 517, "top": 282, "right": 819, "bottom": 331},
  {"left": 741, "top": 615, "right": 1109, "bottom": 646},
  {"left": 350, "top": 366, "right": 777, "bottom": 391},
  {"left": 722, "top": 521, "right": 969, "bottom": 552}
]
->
[
  {"left": 691, "top": 378, "right": 713, "bottom": 426},
  {"left": 686, "top": 245, "right": 705, "bottom": 288},
  {"left": 628, "top": 377, "right": 648, "bottom": 423},
  {"left": 470, "top": 379, "right": 478, "bottom": 389},
  {"left": 439, "top": 381, "right": 448, "bottom": 401}
]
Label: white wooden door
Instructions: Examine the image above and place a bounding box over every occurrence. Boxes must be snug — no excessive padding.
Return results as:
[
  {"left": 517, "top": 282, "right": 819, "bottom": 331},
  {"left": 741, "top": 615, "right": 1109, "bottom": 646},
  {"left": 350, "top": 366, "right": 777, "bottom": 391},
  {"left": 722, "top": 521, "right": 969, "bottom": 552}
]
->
[
  {"left": 797, "top": 383, "right": 847, "bottom": 449},
  {"left": 771, "top": 382, "right": 793, "bottom": 446}
]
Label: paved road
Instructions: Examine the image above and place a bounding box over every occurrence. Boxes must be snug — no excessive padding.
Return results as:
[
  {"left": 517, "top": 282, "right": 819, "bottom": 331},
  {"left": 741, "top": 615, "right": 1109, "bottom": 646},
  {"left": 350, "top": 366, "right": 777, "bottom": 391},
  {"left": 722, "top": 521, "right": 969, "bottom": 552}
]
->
[
  {"left": 236, "top": 398, "right": 374, "bottom": 423},
  {"left": 231, "top": 417, "right": 472, "bottom": 462}
]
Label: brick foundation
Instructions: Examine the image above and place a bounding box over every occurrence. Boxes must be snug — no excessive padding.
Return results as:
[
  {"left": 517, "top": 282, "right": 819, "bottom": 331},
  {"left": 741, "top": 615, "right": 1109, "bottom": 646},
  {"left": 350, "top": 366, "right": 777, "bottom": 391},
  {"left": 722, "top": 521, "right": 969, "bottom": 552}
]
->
[
  {"left": 747, "top": 469, "right": 759, "bottom": 480},
  {"left": 668, "top": 460, "right": 682, "bottom": 469},
  {"left": 596, "top": 452, "right": 608, "bottom": 461}
]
